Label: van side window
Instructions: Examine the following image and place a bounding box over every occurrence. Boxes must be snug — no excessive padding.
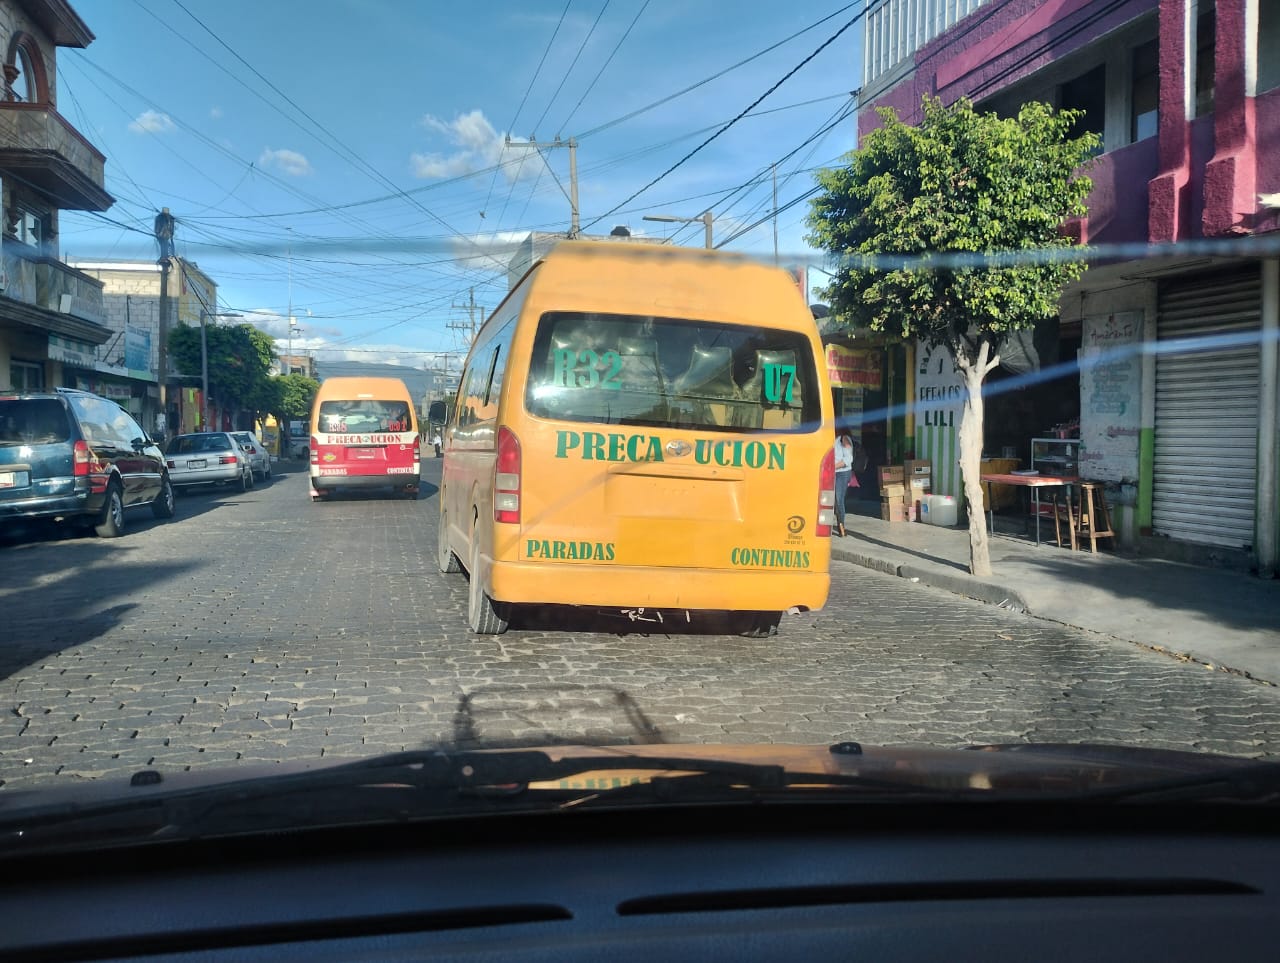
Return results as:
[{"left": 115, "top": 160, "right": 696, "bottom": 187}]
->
[{"left": 457, "top": 318, "right": 517, "bottom": 430}]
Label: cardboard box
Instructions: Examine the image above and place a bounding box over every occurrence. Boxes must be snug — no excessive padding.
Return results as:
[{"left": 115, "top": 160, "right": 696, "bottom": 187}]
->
[
  {"left": 881, "top": 498, "right": 907, "bottom": 522},
  {"left": 878, "top": 465, "right": 905, "bottom": 486},
  {"left": 881, "top": 482, "right": 906, "bottom": 500},
  {"left": 904, "top": 459, "right": 932, "bottom": 481}
]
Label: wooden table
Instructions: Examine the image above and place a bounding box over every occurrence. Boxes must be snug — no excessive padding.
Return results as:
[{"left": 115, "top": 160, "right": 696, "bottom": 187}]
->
[{"left": 979, "top": 473, "right": 1079, "bottom": 545}]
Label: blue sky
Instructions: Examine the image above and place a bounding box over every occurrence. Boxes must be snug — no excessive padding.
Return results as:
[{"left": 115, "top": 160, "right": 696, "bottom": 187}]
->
[{"left": 58, "top": 0, "right": 863, "bottom": 369}]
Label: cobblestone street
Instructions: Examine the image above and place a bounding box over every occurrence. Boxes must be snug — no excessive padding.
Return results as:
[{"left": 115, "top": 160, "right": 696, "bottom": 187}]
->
[{"left": 3, "top": 459, "right": 1280, "bottom": 790}]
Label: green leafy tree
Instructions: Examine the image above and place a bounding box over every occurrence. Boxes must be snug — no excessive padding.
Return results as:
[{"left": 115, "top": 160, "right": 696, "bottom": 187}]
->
[
  {"left": 276, "top": 373, "right": 319, "bottom": 419},
  {"left": 806, "top": 96, "right": 1098, "bottom": 576},
  {"left": 169, "top": 322, "right": 279, "bottom": 426}
]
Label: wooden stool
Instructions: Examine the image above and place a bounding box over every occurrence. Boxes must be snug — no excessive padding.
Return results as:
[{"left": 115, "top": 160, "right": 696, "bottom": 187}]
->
[
  {"left": 1051, "top": 492, "right": 1077, "bottom": 549},
  {"left": 1074, "top": 482, "right": 1115, "bottom": 552}
]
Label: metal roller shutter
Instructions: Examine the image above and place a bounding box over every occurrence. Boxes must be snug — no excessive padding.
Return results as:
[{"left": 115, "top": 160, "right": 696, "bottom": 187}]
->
[{"left": 1153, "top": 269, "right": 1261, "bottom": 549}]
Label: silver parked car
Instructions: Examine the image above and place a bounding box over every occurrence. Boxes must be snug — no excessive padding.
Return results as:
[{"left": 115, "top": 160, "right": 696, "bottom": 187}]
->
[
  {"left": 231, "top": 431, "right": 272, "bottom": 481},
  {"left": 164, "top": 432, "right": 254, "bottom": 492}
]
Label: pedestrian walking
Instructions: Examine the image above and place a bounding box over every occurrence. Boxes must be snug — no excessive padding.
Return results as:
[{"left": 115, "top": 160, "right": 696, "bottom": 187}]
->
[
  {"left": 833, "top": 431, "right": 856, "bottom": 537},
  {"left": 432, "top": 430, "right": 443, "bottom": 457}
]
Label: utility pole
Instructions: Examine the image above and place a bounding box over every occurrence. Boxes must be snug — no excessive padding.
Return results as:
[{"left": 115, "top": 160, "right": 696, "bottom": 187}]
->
[
  {"left": 505, "top": 136, "right": 579, "bottom": 237},
  {"left": 154, "top": 208, "right": 175, "bottom": 440},
  {"left": 200, "top": 310, "right": 209, "bottom": 431},
  {"left": 449, "top": 287, "right": 482, "bottom": 346}
]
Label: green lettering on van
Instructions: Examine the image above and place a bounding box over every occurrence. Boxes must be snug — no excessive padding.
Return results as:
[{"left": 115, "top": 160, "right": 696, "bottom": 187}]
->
[
  {"left": 555, "top": 431, "right": 580, "bottom": 458},
  {"left": 607, "top": 433, "right": 626, "bottom": 461},
  {"left": 552, "top": 349, "right": 576, "bottom": 388}
]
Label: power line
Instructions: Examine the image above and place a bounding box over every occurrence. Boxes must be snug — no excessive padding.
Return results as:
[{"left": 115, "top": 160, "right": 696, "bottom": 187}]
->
[
  {"left": 581, "top": 9, "right": 864, "bottom": 233},
  {"left": 478, "top": 0, "right": 573, "bottom": 224},
  {"left": 573, "top": 1, "right": 861, "bottom": 140},
  {"left": 558, "top": 0, "right": 648, "bottom": 133},
  {"left": 532, "top": 0, "right": 611, "bottom": 137},
  {"left": 167, "top": 0, "right": 509, "bottom": 273}
]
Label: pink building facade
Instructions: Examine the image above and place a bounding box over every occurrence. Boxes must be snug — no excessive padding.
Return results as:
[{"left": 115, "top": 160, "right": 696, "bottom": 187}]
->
[{"left": 858, "top": 0, "right": 1279, "bottom": 576}]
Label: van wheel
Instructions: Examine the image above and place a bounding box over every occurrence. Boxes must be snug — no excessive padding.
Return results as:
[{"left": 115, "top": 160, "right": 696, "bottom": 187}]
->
[
  {"left": 467, "top": 541, "right": 509, "bottom": 634},
  {"left": 94, "top": 481, "right": 126, "bottom": 538},
  {"left": 732, "top": 611, "right": 782, "bottom": 638},
  {"left": 151, "top": 474, "right": 176, "bottom": 519},
  {"left": 437, "top": 511, "right": 462, "bottom": 573}
]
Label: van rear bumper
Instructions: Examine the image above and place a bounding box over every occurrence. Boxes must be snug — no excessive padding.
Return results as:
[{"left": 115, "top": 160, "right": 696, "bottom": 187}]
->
[
  {"left": 312, "top": 471, "right": 419, "bottom": 490},
  {"left": 486, "top": 558, "right": 829, "bottom": 612}
]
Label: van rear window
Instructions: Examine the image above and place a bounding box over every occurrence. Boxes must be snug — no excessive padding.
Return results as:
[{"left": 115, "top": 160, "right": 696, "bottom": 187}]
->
[
  {"left": 0, "top": 400, "right": 71, "bottom": 446},
  {"left": 525, "top": 312, "right": 820, "bottom": 433},
  {"left": 317, "top": 400, "right": 413, "bottom": 434}
]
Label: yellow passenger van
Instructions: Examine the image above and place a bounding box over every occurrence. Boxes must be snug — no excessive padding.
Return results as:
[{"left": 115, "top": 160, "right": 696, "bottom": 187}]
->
[
  {"left": 436, "top": 242, "right": 835, "bottom": 634},
  {"left": 309, "top": 377, "right": 420, "bottom": 501}
]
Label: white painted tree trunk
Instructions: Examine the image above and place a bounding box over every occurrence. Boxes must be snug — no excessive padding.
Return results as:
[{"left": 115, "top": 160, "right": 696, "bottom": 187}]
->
[{"left": 956, "top": 339, "right": 1001, "bottom": 578}]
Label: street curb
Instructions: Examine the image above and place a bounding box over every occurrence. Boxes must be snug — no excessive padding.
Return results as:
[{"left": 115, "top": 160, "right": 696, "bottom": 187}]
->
[{"left": 832, "top": 546, "right": 1032, "bottom": 613}]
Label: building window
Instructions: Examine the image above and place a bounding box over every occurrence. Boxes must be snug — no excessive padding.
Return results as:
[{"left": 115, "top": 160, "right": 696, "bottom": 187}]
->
[
  {"left": 1131, "top": 39, "right": 1159, "bottom": 142},
  {"left": 12, "top": 204, "right": 44, "bottom": 248},
  {"left": 1258, "top": 0, "right": 1279, "bottom": 92},
  {"left": 1195, "top": 3, "right": 1215, "bottom": 117},
  {"left": 1060, "top": 64, "right": 1107, "bottom": 152},
  {"left": 9, "top": 359, "right": 44, "bottom": 392},
  {"left": 3, "top": 33, "right": 48, "bottom": 103}
]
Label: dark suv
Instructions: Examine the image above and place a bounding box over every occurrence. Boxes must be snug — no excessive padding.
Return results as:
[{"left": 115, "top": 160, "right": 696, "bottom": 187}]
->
[{"left": 0, "top": 388, "right": 175, "bottom": 537}]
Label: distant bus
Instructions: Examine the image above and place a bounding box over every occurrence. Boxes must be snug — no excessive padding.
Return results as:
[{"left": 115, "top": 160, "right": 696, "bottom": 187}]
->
[
  {"left": 309, "top": 377, "right": 420, "bottom": 501},
  {"left": 437, "top": 241, "right": 835, "bottom": 635}
]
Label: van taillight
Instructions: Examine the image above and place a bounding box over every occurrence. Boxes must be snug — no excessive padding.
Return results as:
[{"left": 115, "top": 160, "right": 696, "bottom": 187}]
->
[
  {"left": 310, "top": 437, "right": 319, "bottom": 465},
  {"left": 494, "top": 426, "right": 521, "bottom": 524},
  {"left": 817, "top": 448, "right": 836, "bottom": 537},
  {"left": 73, "top": 439, "right": 91, "bottom": 477}
]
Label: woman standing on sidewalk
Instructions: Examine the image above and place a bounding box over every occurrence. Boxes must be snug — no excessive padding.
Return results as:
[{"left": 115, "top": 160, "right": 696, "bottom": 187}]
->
[{"left": 833, "top": 431, "right": 856, "bottom": 538}]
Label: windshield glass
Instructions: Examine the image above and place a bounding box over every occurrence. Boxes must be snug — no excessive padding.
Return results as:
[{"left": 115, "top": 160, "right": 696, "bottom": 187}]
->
[
  {"left": 316, "top": 401, "right": 413, "bottom": 434},
  {"left": 2, "top": 0, "right": 1279, "bottom": 846},
  {"left": 526, "top": 312, "right": 820, "bottom": 432},
  {"left": 167, "top": 434, "right": 232, "bottom": 454}
]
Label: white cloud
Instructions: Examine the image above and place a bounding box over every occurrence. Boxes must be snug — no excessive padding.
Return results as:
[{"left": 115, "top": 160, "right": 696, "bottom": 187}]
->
[
  {"left": 258, "top": 147, "right": 313, "bottom": 176},
  {"left": 243, "top": 308, "right": 339, "bottom": 341},
  {"left": 128, "top": 110, "right": 175, "bottom": 134},
  {"left": 411, "top": 109, "right": 540, "bottom": 183},
  {"left": 210, "top": 106, "right": 224, "bottom": 120}
]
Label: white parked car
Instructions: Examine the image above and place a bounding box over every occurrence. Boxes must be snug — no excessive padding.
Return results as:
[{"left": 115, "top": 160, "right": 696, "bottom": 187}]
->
[
  {"left": 164, "top": 432, "right": 254, "bottom": 492},
  {"left": 232, "top": 431, "right": 272, "bottom": 481}
]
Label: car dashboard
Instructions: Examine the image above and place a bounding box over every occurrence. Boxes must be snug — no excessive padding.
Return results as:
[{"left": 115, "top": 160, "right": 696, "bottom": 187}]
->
[{"left": 1, "top": 801, "right": 1276, "bottom": 961}]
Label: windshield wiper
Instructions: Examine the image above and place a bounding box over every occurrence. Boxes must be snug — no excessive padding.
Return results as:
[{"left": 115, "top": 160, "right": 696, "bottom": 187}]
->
[
  {"left": 0, "top": 749, "right": 957, "bottom": 855},
  {"left": 1071, "top": 760, "right": 1280, "bottom": 804}
]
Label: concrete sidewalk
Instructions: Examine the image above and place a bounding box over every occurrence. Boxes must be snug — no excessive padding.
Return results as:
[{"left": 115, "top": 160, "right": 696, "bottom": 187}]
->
[{"left": 831, "top": 504, "right": 1280, "bottom": 686}]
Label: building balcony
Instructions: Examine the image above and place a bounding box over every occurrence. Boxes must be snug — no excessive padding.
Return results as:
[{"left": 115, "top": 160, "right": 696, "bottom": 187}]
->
[
  {"left": 1064, "top": 136, "right": 1160, "bottom": 248},
  {"left": 0, "top": 240, "right": 110, "bottom": 344},
  {"left": 0, "top": 102, "right": 113, "bottom": 211}
]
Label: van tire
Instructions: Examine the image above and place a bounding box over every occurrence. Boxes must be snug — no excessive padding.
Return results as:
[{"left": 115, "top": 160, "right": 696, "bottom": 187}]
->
[
  {"left": 467, "top": 541, "right": 509, "bottom": 635},
  {"left": 94, "top": 481, "right": 126, "bottom": 538},
  {"left": 437, "top": 511, "right": 461, "bottom": 574}
]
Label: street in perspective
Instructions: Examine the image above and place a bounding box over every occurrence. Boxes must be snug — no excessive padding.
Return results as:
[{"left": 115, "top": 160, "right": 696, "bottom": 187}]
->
[{"left": 3, "top": 453, "right": 1280, "bottom": 789}]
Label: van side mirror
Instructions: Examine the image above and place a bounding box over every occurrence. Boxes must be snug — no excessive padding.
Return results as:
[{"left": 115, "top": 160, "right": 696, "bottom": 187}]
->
[{"left": 428, "top": 401, "right": 447, "bottom": 424}]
